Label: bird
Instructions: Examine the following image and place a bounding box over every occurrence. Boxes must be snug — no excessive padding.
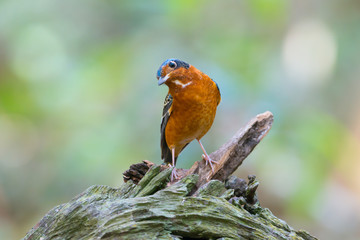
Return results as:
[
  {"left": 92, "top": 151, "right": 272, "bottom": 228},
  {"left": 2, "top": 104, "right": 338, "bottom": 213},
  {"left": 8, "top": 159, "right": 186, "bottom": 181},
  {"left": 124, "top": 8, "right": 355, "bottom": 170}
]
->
[{"left": 156, "top": 58, "right": 221, "bottom": 181}]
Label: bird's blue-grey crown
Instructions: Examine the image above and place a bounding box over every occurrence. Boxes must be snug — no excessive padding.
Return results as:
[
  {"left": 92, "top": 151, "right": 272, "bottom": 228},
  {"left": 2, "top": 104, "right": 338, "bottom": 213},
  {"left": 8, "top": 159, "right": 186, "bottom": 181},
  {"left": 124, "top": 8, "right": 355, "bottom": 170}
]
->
[{"left": 156, "top": 58, "right": 190, "bottom": 79}]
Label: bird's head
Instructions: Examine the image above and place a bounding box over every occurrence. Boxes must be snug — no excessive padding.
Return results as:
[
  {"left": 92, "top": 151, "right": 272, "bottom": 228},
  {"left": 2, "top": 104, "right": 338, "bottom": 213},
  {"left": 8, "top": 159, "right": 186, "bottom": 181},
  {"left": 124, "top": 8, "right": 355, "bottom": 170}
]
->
[{"left": 156, "top": 59, "right": 190, "bottom": 86}]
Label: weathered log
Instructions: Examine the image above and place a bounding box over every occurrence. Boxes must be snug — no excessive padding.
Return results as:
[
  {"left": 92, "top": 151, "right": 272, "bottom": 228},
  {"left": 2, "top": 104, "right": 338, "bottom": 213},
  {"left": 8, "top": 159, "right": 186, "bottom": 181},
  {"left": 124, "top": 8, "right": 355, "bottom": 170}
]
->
[{"left": 23, "top": 112, "right": 317, "bottom": 240}]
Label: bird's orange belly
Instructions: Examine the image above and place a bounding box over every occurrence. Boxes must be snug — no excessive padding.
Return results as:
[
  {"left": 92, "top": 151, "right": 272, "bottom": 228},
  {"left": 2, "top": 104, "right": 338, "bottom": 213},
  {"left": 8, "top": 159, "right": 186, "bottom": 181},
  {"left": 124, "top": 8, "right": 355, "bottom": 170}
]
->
[{"left": 165, "top": 102, "right": 216, "bottom": 154}]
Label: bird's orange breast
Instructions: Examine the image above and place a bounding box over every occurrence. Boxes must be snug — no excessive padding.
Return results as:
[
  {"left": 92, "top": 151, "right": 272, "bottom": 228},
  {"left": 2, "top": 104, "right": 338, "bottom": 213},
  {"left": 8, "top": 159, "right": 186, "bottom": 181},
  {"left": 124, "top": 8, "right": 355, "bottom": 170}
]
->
[{"left": 165, "top": 69, "right": 220, "bottom": 157}]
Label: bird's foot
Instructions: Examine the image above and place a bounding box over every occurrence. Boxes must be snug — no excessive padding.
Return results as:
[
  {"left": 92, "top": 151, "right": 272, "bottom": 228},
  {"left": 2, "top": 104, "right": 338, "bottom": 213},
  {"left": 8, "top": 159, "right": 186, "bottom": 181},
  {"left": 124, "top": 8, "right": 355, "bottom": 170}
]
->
[
  {"left": 202, "top": 154, "right": 217, "bottom": 173},
  {"left": 170, "top": 166, "right": 179, "bottom": 182}
]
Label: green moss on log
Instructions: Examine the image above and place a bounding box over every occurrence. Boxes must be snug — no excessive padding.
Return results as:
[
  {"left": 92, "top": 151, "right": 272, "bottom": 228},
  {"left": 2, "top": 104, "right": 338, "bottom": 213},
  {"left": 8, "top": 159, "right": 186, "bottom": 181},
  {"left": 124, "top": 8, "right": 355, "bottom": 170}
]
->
[{"left": 24, "top": 166, "right": 316, "bottom": 240}]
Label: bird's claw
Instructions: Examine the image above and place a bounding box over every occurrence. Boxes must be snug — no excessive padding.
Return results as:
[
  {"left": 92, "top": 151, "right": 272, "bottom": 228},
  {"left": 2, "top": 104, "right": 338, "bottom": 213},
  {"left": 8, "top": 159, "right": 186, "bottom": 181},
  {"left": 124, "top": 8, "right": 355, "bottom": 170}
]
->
[
  {"left": 170, "top": 167, "right": 179, "bottom": 182},
  {"left": 202, "top": 154, "right": 217, "bottom": 173}
]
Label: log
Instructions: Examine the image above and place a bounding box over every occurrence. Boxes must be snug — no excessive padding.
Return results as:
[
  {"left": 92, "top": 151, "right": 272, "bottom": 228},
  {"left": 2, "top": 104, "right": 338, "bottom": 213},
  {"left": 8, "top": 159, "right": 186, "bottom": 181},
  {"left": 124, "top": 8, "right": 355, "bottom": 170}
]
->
[{"left": 23, "top": 111, "right": 317, "bottom": 240}]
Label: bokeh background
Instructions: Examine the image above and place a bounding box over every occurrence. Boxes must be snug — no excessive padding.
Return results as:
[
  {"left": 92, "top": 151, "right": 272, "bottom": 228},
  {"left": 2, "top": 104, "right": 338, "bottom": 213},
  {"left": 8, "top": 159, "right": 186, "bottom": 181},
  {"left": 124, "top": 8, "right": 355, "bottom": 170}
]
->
[{"left": 1, "top": 0, "right": 360, "bottom": 239}]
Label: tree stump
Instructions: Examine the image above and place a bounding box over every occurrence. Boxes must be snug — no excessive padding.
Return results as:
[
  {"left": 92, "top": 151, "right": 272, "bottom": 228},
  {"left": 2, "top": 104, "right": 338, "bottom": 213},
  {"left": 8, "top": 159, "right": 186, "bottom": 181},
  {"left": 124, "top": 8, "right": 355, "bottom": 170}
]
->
[{"left": 23, "top": 112, "right": 317, "bottom": 240}]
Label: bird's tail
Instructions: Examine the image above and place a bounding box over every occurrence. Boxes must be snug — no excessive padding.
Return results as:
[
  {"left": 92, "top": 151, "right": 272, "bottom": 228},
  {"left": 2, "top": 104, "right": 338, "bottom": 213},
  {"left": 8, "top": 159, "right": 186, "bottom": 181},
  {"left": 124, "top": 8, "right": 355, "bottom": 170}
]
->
[{"left": 162, "top": 147, "right": 175, "bottom": 165}]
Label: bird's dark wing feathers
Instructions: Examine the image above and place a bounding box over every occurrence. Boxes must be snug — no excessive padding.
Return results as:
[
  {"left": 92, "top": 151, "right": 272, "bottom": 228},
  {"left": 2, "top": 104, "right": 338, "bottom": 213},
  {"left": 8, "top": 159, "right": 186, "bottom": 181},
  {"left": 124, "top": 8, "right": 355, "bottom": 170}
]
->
[
  {"left": 161, "top": 93, "right": 173, "bottom": 164},
  {"left": 211, "top": 78, "right": 221, "bottom": 105}
]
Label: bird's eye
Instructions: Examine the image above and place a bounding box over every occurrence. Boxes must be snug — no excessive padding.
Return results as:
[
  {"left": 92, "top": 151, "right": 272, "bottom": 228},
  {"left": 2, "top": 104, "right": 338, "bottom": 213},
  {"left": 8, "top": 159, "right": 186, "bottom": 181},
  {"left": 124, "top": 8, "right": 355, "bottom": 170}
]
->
[{"left": 168, "top": 61, "right": 177, "bottom": 68}]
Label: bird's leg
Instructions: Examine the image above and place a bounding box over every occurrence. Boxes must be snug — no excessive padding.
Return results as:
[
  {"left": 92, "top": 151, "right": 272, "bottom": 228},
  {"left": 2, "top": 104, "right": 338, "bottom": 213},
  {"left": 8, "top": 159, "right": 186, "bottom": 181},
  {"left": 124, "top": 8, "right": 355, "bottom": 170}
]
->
[
  {"left": 197, "top": 139, "right": 217, "bottom": 173},
  {"left": 170, "top": 147, "right": 178, "bottom": 181}
]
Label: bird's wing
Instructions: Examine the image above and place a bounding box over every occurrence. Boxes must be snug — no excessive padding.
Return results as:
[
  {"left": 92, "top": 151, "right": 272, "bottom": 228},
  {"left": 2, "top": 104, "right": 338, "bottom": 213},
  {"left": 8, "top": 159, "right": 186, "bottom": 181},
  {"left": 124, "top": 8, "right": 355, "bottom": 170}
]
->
[
  {"left": 160, "top": 93, "right": 173, "bottom": 164},
  {"left": 212, "top": 79, "right": 221, "bottom": 105}
]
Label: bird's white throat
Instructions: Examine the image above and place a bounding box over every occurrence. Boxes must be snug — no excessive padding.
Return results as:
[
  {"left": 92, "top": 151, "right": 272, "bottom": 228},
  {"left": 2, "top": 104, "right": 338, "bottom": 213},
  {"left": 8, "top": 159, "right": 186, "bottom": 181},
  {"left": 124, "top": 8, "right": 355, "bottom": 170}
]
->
[{"left": 173, "top": 80, "right": 192, "bottom": 88}]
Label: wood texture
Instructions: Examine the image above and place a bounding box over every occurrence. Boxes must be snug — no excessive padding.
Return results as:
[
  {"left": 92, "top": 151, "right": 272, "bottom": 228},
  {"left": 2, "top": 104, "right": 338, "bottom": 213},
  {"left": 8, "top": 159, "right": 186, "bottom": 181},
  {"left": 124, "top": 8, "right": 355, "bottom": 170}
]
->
[{"left": 24, "top": 167, "right": 316, "bottom": 240}]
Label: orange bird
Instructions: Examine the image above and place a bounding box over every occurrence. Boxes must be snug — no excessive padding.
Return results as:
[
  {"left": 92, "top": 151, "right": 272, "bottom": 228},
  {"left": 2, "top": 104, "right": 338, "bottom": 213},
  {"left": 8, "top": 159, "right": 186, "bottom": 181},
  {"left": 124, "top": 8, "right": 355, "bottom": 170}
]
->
[{"left": 156, "top": 59, "right": 221, "bottom": 180}]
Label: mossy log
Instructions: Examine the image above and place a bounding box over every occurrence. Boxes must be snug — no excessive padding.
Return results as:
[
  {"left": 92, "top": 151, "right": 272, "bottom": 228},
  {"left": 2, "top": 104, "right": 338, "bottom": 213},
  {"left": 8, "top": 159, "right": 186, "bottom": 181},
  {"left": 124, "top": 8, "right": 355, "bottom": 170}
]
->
[{"left": 23, "top": 112, "right": 317, "bottom": 240}]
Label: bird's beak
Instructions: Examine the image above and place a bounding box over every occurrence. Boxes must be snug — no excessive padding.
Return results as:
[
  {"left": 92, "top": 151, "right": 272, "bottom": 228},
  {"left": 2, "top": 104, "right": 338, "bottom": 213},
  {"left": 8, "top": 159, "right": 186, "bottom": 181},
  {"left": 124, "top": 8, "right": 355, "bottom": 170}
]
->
[{"left": 157, "top": 74, "right": 169, "bottom": 86}]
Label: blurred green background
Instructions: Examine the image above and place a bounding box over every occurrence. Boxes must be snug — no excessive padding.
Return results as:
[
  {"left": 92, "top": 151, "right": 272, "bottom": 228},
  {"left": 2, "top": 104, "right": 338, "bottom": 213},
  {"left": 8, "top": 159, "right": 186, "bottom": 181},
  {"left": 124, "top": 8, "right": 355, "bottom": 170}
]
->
[{"left": 1, "top": 0, "right": 360, "bottom": 239}]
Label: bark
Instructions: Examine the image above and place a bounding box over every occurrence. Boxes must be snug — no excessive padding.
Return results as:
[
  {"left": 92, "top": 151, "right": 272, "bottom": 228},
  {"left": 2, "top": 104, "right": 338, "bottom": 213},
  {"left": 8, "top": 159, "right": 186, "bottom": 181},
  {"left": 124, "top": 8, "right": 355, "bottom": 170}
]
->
[{"left": 23, "top": 111, "right": 317, "bottom": 240}]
